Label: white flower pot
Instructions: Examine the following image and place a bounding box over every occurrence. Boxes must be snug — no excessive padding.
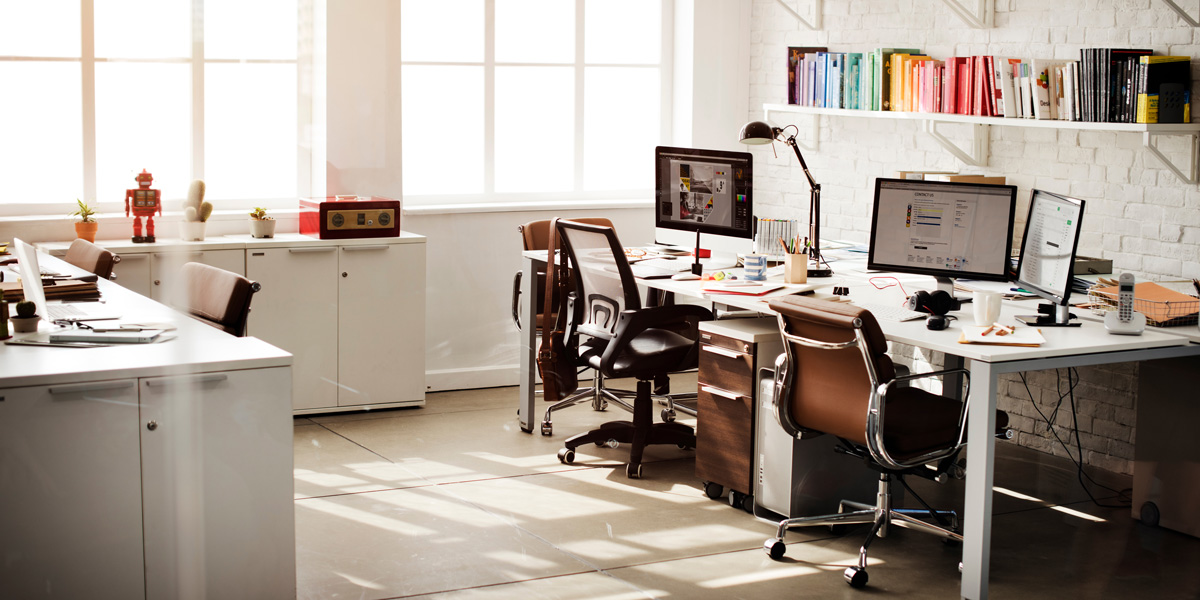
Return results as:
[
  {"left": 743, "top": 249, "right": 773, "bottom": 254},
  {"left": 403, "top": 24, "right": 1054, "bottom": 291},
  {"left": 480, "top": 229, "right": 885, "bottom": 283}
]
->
[
  {"left": 249, "top": 219, "right": 276, "bottom": 238},
  {"left": 180, "top": 221, "right": 207, "bottom": 241}
]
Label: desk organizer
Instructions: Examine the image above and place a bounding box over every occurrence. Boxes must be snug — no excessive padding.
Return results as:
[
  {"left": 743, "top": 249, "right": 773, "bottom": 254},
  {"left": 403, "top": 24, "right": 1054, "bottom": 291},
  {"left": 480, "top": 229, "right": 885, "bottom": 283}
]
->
[{"left": 1087, "top": 284, "right": 1199, "bottom": 327}]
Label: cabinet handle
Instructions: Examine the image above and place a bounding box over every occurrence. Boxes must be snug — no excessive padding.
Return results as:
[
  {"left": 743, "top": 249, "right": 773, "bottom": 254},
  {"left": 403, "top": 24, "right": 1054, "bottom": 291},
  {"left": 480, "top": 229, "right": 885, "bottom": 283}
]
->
[
  {"left": 145, "top": 374, "right": 229, "bottom": 388},
  {"left": 49, "top": 380, "right": 136, "bottom": 395},
  {"left": 342, "top": 245, "right": 389, "bottom": 252},
  {"left": 288, "top": 247, "right": 336, "bottom": 253},
  {"left": 118, "top": 253, "right": 147, "bottom": 261},
  {"left": 700, "top": 385, "right": 744, "bottom": 401},
  {"left": 702, "top": 345, "right": 744, "bottom": 359}
]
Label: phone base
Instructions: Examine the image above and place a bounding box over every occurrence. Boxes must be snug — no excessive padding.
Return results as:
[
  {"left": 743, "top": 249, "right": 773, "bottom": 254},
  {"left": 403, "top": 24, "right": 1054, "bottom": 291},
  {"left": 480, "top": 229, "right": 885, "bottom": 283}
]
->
[{"left": 1105, "top": 310, "right": 1146, "bottom": 335}]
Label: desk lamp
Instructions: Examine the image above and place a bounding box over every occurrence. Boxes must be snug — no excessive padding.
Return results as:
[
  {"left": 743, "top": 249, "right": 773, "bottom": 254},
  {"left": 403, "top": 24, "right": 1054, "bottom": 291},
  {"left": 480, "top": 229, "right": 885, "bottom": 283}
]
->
[{"left": 738, "top": 120, "right": 831, "bottom": 277}]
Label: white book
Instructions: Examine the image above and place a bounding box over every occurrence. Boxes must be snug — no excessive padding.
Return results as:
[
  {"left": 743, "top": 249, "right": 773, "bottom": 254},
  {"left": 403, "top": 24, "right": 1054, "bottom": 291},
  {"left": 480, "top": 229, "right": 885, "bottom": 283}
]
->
[{"left": 994, "top": 56, "right": 1019, "bottom": 118}]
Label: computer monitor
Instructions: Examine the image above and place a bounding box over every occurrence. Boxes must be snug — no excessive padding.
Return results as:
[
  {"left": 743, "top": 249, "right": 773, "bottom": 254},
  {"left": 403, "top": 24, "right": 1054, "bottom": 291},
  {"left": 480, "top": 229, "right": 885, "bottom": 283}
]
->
[
  {"left": 654, "top": 146, "right": 754, "bottom": 271},
  {"left": 868, "top": 178, "right": 1018, "bottom": 295},
  {"left": 1013, "top": 189, "right": 1086, "bottom": 326}
]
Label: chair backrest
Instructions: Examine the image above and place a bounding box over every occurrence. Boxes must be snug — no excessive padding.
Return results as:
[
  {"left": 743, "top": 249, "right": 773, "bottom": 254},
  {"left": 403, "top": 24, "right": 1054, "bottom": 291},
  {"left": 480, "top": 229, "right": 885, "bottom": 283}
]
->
[
  {"left": 555, "top": 219, "right": 640, "bottom": 339},
  {"left": 178, "top": 262, "right": 260, "bottom": 337},
  {"left": 768, "top": 295, "right": 896, "bottom": 447},
  {"left": 63, "top": 239, "right": 118, "bottom": 279},
  {"left": 518, "top": 217, "right": 615, "bottom": 251}
]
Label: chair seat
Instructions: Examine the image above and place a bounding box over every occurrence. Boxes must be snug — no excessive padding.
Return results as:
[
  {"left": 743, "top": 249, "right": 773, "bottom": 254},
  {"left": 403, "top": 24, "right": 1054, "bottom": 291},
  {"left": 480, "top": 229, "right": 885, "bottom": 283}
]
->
[
  {"left": 584, "top": 328, "right": 693, "bottom": 380},
  {"left": 883, "top": 387, "right": 1010, "bottom": 461}
]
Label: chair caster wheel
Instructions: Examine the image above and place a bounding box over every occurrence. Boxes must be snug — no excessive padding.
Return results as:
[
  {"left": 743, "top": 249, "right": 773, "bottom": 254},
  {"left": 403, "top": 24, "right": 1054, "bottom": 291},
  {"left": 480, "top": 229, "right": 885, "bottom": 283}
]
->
[
  {"left": 1141, "top": 501, "right": 1160, "bottom": 527},
  {"left": 597, "top": 439, "right": 618, "bottom": 449},
  {"left": 626, "top": 463, "right": 642, "bottom": 479},
  {"left": 730, "top": 491, "right": 752, "bottom": 512},
  {"left": 844, "top": 566, "right": 868, "bottom": 588},
  {"left": 540, "top": 422, "right": 552, "bottom": 436},
  {"left": 557, "top": 448, "right": 575, "bottom": 464},
  {"left": 703, "top": 481, "right": 724, "bottom": 500},
  {"left": 660, "top": 408, "right": 676, "bottom": 422},
  {"left": 592, "top": 398, "right": 608, "bottom": 411},
  {"left": 764, "top": 538, "right": 786, "bottom": 560},
  {"left": 740, "top": 493, "right": 755, "bottom": 513}
]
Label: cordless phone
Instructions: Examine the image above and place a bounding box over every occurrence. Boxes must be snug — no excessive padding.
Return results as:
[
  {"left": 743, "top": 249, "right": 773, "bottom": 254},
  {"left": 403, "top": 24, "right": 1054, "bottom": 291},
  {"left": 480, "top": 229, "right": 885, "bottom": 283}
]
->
[{"left": 1105, "top": 272, "right": 1145, "bottom": 335}]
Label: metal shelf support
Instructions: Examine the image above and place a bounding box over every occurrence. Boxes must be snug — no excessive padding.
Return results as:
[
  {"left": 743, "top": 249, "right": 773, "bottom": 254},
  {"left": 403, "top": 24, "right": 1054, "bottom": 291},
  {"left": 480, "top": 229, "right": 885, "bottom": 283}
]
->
[
  {"left": 764, "top": 107, "right": 820, "bottom": 153},
  {"left": 773, "top": 0, "right": 821, "bottom": 30},
  {"left": 1144, "top": 131, "right": 1200, "bottom": 185},
  {"left": 924, "top": 121, "right": 990, "bottom": 167},
  {"left": 1158, "top": 0, "right": 1200, "bottom": 27},
  {"left": 939, "top": 0, "right": 993, "bottom": 28}
]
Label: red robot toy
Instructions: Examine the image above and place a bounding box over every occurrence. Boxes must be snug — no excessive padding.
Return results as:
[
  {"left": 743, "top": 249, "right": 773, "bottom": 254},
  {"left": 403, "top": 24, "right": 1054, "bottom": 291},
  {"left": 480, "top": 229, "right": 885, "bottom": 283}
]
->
[{"left": 125, "top": 169, "right": 162, "bottom": 243}]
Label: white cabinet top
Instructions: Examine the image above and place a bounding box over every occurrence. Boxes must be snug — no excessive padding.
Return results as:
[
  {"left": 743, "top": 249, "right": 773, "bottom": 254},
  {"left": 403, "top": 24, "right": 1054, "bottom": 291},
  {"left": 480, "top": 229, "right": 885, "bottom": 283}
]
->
[{"left": 38, "top": 231, "right": 426, "bottom": 255}]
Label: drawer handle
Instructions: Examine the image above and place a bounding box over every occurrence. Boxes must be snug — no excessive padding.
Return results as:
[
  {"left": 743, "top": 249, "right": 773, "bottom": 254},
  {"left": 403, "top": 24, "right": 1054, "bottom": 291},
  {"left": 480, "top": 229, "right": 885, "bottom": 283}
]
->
[
  {"left": 117, "top": 253, "right": 147, "bottom": 261},
  {"left": 288, "top": 247, "right": 336, "bottom": 253},
  {"left": 701, "top": 385, "right": 744, "bottom": 401},
  {"left": 702, "top": 345, "right": 744, "bottom": 359},
  {"left": 49, "top": 380, "right": 136, "bottom": 395},
  {"left": 343, "top": 245, "right": 389, "bottom": 252},
  {"left": 145, "top": 374, "right": 229, "bottom": 388}
]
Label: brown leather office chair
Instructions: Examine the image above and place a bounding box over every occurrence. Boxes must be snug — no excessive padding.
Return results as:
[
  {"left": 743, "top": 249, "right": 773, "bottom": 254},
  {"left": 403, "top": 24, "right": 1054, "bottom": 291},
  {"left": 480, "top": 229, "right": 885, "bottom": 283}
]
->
[
  {"left": 553, "top": 219, "right": 711, "bottom": 477},
  {"left": 63, "top": 239, "right": 120, "bottom": 280},
  {"left": 762, "top": 295, "right": 1009, "bottom": 588},
  {"left": 178, "top": 262, "right": 261, "bottom": 337}
]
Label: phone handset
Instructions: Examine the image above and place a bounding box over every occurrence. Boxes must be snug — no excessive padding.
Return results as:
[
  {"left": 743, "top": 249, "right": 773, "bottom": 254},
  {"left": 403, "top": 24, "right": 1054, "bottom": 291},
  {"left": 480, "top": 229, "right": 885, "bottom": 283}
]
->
[{"left": 1105, "top": 273, "right": 1145, "bottom": 335}]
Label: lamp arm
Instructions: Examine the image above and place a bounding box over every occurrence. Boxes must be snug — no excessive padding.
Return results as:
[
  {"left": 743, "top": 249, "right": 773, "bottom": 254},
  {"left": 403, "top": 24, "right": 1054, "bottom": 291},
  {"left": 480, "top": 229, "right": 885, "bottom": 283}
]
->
[
  {"left": 782, "top": 134, "right": 821, "bottom": 261},
  {"left": 783, "top": 134, "right": 819, "bottom": 191}
]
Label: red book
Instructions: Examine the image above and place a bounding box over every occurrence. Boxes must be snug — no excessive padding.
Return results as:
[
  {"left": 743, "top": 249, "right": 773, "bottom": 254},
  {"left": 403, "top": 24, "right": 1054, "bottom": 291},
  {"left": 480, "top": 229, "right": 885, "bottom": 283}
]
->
[
  {"left": 982, "top": 56, "right": 996, "bottom": 116},
  {"left": 959, "top": 58, "right": 973, "bottom": 115},
  {"left": 944, "top": 57, "right": 960, "bottom": 113}
]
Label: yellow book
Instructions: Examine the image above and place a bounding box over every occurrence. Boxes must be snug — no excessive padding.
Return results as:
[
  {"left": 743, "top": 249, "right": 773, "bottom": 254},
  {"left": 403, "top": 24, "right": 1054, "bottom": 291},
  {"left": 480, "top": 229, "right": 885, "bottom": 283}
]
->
[{"left": 890, "top": 54, "right": 910, "bottom": 111}]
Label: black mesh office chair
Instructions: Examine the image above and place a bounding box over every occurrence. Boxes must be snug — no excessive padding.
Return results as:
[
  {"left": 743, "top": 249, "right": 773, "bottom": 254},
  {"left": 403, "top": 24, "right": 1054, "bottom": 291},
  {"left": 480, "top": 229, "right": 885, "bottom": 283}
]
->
[
  {"left": 553, "top": 219, "right": 712, "bottom": 478},
  {"left": 761, "top": 295, "right": 1011, "bottom": 588}
]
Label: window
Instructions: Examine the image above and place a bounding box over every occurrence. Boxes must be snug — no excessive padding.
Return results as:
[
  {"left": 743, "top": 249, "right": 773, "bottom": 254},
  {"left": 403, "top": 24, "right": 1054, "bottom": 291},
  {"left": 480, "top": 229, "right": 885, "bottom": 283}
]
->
[
  {"left": 0, "top": 0, "right": 308, "bottom": 215},
  {"left": 399, "top": 0, "right": 671, "bottom": 207}
]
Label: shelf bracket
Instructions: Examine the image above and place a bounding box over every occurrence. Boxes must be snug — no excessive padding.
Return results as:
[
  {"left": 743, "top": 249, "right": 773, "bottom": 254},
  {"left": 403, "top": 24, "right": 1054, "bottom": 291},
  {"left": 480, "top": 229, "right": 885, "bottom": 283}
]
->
[
  {"left": 924, "top": 121, "right": 990, "bottom": 167},
  {"left": 939, "top": 0, "right": 993, "bottom": 28},
  {"left": 1144, "top": 130, "right": 1200, "bottom": 185},
  {"left": 773, "top": 0, "right": 821, "bottom": 30},
  {"left": 1157, "top": 0, "right": 1200, "bottom": 27},
  {"left": 763, "top": 107, "right": 819, "bottom": 153}
]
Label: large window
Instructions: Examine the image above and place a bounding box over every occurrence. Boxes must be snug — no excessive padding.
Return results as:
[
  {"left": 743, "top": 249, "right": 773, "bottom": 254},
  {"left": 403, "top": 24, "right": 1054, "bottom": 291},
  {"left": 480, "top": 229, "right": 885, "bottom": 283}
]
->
[
  {"left": 0, "top": 0, "right": 306, "bottom": 215},
  {"left": 399, "top": 0, "right": 671, "bottom": 207}
]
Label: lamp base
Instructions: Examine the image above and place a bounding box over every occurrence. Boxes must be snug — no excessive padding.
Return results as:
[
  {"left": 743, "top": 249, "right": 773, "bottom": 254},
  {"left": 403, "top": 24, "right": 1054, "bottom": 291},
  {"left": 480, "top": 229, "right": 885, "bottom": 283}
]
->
[{"left": 808, "top": 267, "right": 833, "bottom": 278}]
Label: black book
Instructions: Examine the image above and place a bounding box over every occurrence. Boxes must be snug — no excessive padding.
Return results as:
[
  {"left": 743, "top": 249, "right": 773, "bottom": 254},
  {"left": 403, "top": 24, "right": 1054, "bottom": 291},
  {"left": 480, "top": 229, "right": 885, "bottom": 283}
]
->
[
  {"left": 1138, "top": 56, "right": 1192, "bottom": 123},
  {"left": 1109, "top": 49, "right": 1153, "bottom": 122}
]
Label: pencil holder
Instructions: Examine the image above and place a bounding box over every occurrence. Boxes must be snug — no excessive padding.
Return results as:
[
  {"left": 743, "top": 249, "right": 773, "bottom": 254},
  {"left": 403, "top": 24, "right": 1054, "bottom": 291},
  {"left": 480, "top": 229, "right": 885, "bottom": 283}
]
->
[{"left": 783, "top": 252, "right": 808, "bottom": 284}]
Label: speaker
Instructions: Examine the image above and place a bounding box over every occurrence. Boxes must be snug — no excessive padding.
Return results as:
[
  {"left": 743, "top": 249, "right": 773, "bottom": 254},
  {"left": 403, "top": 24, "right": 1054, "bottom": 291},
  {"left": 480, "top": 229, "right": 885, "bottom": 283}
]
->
[{"left": 905, "top": 290, "right": 958, "bottom": 316}]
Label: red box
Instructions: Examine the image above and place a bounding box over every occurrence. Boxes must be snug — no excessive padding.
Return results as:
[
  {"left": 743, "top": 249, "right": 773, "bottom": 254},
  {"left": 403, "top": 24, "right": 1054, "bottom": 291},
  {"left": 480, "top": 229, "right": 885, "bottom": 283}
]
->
[{"left": 299, "top": 196, "right": 401, "bottom": 239}]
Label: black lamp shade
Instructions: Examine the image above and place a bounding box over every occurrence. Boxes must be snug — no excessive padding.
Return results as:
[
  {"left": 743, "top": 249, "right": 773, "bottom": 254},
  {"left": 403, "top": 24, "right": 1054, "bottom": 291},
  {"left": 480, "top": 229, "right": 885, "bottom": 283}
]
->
[{"left": 738, "top": 120, "right": 777, "bottom": 145}]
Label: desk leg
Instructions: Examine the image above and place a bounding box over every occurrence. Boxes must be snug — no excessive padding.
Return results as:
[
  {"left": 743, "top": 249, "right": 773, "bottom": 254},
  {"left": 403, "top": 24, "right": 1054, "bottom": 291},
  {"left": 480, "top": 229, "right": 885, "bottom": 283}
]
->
[
  {"left": 961, "top": 361, "right": 997, "bottom": 599},
  {"left": 517, "top": 256, "right": 540, "bottom": 433}
]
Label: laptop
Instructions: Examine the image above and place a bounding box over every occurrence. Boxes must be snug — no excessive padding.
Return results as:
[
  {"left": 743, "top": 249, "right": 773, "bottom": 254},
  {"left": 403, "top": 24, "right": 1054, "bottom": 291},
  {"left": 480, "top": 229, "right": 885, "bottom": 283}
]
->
[{"left": 12, "top": 238, "right": 121, "bottom": 322}]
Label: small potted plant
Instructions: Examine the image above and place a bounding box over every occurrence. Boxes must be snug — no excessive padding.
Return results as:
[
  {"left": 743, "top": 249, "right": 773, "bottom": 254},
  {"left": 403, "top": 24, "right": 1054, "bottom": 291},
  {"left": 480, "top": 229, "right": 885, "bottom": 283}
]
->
[
  {"left": 71, "top": 198, "right": 99, "bottom": 242},
  {"left": 11, "top": 300, "right": 39, "bottom": 333},
  {"left": 248, "top": 207, "right": 276, "bottom": 238},
  {"left": 180, "top": 179, "right": 212, "bottom": 241}
]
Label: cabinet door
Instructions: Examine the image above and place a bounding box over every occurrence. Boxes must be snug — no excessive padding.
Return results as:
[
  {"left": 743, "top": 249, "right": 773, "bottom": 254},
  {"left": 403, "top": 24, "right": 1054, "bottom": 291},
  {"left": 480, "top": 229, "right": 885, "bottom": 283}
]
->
[
  {"left": 139, "top": 367, "right": 295, "bottom": 600},
  {"left": 338, "top": 242, "right": 425, "bottom": 406},
  {"left": 246, "top": 246, "right": 340, "bottom": 410},
  {"left": 0, "top": 380, "right": 145, "bottom": 600},
  {"left": 149, "top": 249, "right": 246, "bottom": 305},
  {"left": 111, "top": 251, "right": 153, "bottom": 297}
]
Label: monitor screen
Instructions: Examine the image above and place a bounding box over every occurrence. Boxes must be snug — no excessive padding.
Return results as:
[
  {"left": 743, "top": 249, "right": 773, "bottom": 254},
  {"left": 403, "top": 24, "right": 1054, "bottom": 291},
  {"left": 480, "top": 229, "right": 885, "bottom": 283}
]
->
[
  {"left": 654, "top": 146, "right": 754, "bottom": 243},
  {"left": 868, "top": 178, "right": 1018, "bottom": 283},
  {"left": 1014, "top": 189, "right": 1086, "bottom": 305}
]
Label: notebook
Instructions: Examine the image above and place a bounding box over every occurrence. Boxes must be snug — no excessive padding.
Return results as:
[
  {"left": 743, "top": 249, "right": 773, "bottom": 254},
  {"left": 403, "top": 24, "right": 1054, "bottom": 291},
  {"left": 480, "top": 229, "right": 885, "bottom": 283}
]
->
[
  {"left": 12, "top": 238, "right": 121, "bottom": 322},
  {"left": 50, "top": 329, "right": 164, "bottom": 344}
]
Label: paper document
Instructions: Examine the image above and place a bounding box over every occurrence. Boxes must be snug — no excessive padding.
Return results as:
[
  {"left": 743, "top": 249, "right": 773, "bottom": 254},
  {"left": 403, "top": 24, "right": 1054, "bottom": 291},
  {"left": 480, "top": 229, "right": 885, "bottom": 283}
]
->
[{"left": 958, "top": 325, "right": 1045, "bottom": 347}]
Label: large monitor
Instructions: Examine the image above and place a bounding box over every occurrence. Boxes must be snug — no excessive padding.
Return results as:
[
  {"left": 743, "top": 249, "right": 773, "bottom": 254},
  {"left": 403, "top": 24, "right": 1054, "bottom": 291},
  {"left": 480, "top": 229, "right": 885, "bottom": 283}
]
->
[
  {"left": 654, "top": 146, "right": 754, "bottom": 270},
  {"left": 868, "top": 178, "right": 1018, "bottom": 294},
  {"left": 1013, "top": 189, "right": 1086, "bottom": 326}
]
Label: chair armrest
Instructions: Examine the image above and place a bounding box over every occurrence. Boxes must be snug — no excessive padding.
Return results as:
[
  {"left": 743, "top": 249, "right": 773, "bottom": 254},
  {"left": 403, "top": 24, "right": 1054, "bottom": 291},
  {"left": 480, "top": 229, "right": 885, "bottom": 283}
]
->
[
  {"left": 599, "top": 305, "right": 713, "bottom": 375},
  {"left": 511, "top": 271, "right": 523, "bottom": 331},
  {"left": 867, "top": 367, "right": 973, "bottom": 470}
]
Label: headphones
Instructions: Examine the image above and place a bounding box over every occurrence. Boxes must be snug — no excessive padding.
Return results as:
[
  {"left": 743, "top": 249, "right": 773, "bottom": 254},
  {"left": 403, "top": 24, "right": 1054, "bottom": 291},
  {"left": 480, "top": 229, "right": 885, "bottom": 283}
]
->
[{"left": 905, "top": 290, "right": 960, "bottom": 316}]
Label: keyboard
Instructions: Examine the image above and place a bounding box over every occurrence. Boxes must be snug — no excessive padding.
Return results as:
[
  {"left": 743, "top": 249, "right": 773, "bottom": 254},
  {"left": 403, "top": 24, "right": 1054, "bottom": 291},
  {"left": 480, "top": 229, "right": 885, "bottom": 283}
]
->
[
  {"left": 852, "top": 302, "right": 927, "bottom": 322},
  {"left": 47, "top": 304, "right": 88, "bottom": 320},
  {"left": 635, "top": 257, "right": 692, "bottom": 272}
]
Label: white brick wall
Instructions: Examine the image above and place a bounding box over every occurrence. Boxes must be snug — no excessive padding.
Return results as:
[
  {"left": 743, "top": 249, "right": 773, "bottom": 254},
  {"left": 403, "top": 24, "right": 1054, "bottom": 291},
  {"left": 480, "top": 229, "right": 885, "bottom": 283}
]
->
[{"left": 749, "top": 0, "right": 1200, "bottom": 474}]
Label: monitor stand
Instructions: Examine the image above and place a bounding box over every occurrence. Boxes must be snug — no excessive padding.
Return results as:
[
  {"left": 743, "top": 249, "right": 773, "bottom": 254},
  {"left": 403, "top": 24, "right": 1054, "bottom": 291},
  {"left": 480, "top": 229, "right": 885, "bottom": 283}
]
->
[
  {"left": 1016, "top": 302, "right": 1081, "bottom": 327},
  {"left": 688, "top": 230, "right": 740, "bottom": 275},
  {"left": 935, "top": 277, "right": 969, "bottom": 305}
]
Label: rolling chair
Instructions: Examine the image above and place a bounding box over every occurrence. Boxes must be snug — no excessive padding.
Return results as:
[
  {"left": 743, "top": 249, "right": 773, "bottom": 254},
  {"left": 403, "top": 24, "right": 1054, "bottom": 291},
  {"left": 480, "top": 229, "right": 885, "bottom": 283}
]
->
[
  {"left": 63, "top": 238, "right": 120, "bottom": 280},
  {"left": 552, "top": 219, "right": 712, "bottom": 478},
  {"left": 762, "top": 295, "right": 1010, "bottom": 588},
  {"left": 177, "top": 262, "right": 261, "bottom": 337}
]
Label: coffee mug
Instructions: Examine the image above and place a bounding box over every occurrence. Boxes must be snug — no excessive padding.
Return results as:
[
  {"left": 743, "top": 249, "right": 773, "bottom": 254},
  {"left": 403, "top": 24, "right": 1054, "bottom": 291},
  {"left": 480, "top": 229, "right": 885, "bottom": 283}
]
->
[
  {"left": 973, "top": 290, "right": 1002, "bottom": 326},
  {"left": 743, "top": 254, "right": 768, "bottom": 281}
]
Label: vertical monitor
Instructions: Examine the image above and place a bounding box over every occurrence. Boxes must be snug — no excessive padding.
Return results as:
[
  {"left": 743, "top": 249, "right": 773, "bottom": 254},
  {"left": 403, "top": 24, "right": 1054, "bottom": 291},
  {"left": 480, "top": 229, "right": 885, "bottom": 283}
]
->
[
  {"left": 654, "top": 146, "right": 754, "bottom": 243},
  {"left": 868, "top": 178, "right": 1018, "bottom": 284},
  {"left": 1014, "top": 189, "right": 1085, "bottom": 305}
]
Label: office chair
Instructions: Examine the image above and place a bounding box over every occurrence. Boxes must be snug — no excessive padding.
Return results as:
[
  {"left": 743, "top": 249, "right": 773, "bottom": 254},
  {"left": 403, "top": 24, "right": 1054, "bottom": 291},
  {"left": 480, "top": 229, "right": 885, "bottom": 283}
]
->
[
  {"left": 762, "top": 295, "right": 1010, "bottom": 588},
  {"left": 63, "top": 238, "right": 120, "bottom": 280},
  {"left": 553, "top": 219, "right": 712, "bottom": 478},
  {"left": 178, "top": 262, "right": 261, "bottom": 337}
]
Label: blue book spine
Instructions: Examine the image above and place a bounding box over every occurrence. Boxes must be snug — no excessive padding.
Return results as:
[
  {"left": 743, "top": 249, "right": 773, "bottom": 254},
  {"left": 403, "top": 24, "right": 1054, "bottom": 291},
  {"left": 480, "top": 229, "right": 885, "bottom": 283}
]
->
[{"left": 815, "top": 52, "right": 828, "bottom": 108}]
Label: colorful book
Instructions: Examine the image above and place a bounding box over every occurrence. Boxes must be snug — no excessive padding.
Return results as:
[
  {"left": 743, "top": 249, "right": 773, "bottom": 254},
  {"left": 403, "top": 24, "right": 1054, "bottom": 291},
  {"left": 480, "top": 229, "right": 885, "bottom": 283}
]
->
[
  {"left": 1136, "top": 55, "right": 1191, "bottom": 124},
  {"left": 878, "top": 48, "right": 920, "bottom": 110}
]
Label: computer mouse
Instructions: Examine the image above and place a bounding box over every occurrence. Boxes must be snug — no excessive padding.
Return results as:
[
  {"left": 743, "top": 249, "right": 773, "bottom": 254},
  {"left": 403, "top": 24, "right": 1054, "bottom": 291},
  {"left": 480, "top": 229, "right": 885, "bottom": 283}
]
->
[
  {"left": 671, "top": 272, "right": 701, "bottom": 281},
  {"left": 926, "top": 315, "right": 949, "bottom": 330}
]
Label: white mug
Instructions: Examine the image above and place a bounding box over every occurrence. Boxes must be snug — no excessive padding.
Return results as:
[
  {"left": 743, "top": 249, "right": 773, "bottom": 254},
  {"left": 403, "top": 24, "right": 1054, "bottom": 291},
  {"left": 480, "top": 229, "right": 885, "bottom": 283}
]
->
[
  {"left": 743, "top": 254, "right": 768, "bottom": 281},
  {"left": 973, "top": 290, "right": 1002, "bottom": 326}
]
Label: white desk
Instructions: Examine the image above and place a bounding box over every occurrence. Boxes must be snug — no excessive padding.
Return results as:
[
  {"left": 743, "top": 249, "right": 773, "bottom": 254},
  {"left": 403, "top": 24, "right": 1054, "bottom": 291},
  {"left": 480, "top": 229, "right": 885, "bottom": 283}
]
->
[
  {"left": 517, "top": 251, "right": 1200, "bottom": 599},
  {"left": 1, "top": 253, "right": 295, "bottom": 599}
]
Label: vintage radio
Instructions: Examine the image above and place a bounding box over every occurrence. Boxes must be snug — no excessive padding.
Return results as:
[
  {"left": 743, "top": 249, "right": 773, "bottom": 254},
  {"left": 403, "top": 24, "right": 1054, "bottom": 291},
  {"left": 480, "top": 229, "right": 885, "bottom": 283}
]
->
[{"left": 299, "top": 195, "right": 401, "bottom": 239}]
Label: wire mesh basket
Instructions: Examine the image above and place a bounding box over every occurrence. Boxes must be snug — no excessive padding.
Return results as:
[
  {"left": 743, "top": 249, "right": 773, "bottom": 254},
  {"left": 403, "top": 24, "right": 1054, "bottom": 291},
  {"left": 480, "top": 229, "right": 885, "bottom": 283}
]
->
[{"left": 1087, "top": 283, "right": 1200, "bottom": 327}]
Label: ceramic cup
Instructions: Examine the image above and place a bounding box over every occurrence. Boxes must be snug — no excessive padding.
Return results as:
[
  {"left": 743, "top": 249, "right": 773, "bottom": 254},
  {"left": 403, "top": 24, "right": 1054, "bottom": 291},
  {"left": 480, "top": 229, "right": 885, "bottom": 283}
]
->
[
  {"left": 743, "top": 254, "right": 768, "bottom": 281},
  {"left": 973, "top": 290, "right": 1002, "bottom": 326}
]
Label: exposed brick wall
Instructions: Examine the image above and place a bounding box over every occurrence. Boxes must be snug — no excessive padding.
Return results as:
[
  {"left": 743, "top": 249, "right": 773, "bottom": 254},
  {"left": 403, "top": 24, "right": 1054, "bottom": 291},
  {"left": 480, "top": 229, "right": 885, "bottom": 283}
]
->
[{"left": 748, "top": 0, "right": 1199, "bottom": 474}]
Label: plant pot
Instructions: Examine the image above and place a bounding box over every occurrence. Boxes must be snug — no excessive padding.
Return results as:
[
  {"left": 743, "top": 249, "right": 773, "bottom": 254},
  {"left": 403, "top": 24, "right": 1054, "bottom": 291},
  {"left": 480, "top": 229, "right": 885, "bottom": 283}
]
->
[
  {"left": 249, "top": 219, "right": 277, "bottom": 239},
  {"left": 75, "top": 221, "right": 99, "bottom": 243},
  {"left": 11, "top": 316, "right": 40, "bottom": 333},
  {"left": 180, "top": 220, "right": 207, "bottom": 241}
]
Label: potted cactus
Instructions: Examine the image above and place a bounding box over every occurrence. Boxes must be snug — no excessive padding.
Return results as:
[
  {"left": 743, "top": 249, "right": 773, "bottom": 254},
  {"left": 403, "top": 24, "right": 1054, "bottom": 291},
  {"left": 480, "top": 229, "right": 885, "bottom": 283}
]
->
[
  {"left": 179, "top": 179, "right": 212, "bottom": 241},
  {"left": 71, "top": 198, "right": 99, "bottom": 242},
  {"left": 11, "top": 300, "right": 39, "bottom": 333},
  {"left": 248, "top": 207, "right": 276, "bottom": 238}
]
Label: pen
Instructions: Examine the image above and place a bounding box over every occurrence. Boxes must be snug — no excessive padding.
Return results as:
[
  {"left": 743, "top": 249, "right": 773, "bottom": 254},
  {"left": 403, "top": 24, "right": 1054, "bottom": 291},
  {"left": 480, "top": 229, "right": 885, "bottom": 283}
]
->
[{"left": 1010, "top": 287, "right": 1030, "bottom": 293}]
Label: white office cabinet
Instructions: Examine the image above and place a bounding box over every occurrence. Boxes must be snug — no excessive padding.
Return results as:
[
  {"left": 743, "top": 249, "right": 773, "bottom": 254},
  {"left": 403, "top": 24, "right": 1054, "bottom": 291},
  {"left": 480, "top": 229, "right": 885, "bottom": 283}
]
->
[
  {"left": 246, "top": 246, "right": 341, "bottom": 410},
  {"left": 149, "top": 249, "right": 245, "bottom": 306},
  {"left": 0, "top": 380, "right": 146, "bottom": 600},
  {"left": 111, "top": 251, "right": 153, "bottom": 297},
  {"left": 139, "top": 367, "right": 295, "bottom": 600}
]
